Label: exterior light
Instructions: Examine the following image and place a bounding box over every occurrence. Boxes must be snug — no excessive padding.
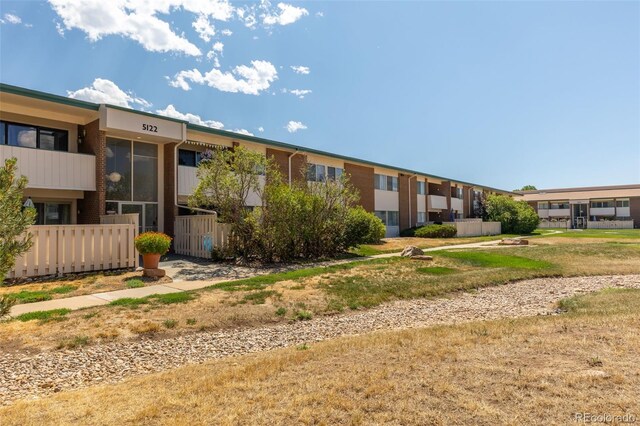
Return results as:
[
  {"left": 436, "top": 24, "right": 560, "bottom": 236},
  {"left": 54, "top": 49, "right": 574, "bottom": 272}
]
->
[{"left": 108, "top": 172, "right": 122, "bottom": 183}]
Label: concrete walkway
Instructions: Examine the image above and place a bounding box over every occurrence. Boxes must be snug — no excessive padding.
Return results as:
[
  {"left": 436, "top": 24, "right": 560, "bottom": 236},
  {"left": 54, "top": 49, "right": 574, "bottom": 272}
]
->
[{"left": 8, "top": 236, "right": 526, "bottom": 317}]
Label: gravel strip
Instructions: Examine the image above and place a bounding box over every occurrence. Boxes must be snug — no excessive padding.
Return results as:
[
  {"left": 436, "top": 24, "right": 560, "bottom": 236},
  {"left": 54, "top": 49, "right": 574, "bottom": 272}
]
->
[{"left": 1, "top": 274, "right": 639, "bottom": 406}]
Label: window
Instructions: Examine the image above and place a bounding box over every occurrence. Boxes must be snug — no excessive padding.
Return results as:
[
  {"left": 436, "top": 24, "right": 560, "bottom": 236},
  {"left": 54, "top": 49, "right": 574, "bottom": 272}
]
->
[
  {"left": 538, "top": 202, "right": 549, "bottom": 210},
  {"left": 374, "top": 174, "right": 398, "bottom": 192},
  {"left": 373, "top": 211, "right": 399, "bottom": 226},
  {"left": 616, "top": 200, "right": 629, "bottom": 208},
  {"left": 416, "top": 181, "right": 426, "bottom": 195},
  {"left": 550, "top": 202, "right": 569, "bottom": 210},
  {"left": 106, "top": 138, "right": 132, "bottom": 201},
  {"left": 1, "top": 120, "right": 68, "bottom": 151},
  {"left": 307, "top": 163, "right": 327, "bottom": 182},
  {"left": 590, "top": 200, "right": 614, "bottom": 208},
  {"left": 417, "top": 212, "right": 426, "bottom": 224},
  {"left": 327, "top": 166, "right": 343, "bottom": 181},
  {"left": 106, "top": 138, "right": 158, "bottom": 202},
  {"left": 133, "top": 142, "right": 158, "bottom": 202},
  {"left": 33, "top": 203, "right": 71, "bottom": 225},
  {"left": 455, "top": 187, "right": 463, "bottom": 199}
]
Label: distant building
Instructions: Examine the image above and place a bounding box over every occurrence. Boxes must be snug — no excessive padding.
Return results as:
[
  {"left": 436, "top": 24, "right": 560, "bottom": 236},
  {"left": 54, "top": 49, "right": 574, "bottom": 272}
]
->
[{"left": 515, "top": 185, "right": 640, "bottom": 229}]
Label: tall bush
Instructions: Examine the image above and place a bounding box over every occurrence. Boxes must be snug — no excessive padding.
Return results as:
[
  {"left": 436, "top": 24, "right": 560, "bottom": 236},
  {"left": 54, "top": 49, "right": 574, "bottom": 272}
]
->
[
  {"left": 485, "top": 194, "right": 539, "bottom": 234},
  {"left": 1, "top": 158, "right": 36, "bottom": 283},
  {"left": 345, "top": 206, "right": 386, "bottom": 245},
  {"left": 414, "top": 224, "right": 457, "bottom": 238}
]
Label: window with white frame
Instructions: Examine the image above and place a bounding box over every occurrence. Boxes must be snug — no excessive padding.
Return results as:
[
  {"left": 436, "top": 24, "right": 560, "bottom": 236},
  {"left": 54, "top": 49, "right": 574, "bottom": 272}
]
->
[
  {"left": 307, "top": 164, "right": 326, "bottom": 182},
  {"left": 616, "top": 200, "right": 629, "bottom": 207},
  {"left": 374, "top": 210, "right": 399, "bottom": 226},
  {"left": 454, "top": 187, "right": 463, "bottom": 199},
  {"left": 374, "top": 174, "right": 398, "bottom": 192},
  {"left": 538, "top": 202, "right": 549, "bottom": 210},
  {"left": 416, "top": 181, "right": 426, "bottom": 195},
  {"left": 417, "top": 212, "right": 426, "bottom": 224},
  {"left": 590, "top": 200, "right": 614, "bottom": 208}
]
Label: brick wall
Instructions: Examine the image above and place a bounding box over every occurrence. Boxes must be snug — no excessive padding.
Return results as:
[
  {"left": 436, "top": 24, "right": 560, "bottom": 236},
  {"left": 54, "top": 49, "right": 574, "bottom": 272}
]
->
[
  {"left": 442, "top": 181, "right": 452, "bottom": 220},
  {"left": 164, "top": 143, "right": 178, "bottom": 239},
  {"left": 463, "top": 185, "right": 471, "bottom": 218},
  {"left": 266, "top": 148, "right": 307, "bottom": 184},
  {"left": 77, "top": 119, "right": 105, "bottom": 224},
  {"left": 398, "top": 175, "right": 418, "bottom": 230},
  {"left": 344, "top": 162, "right": 374, "bottom": 212},
  {"left": 630, "top": 197, "right": 640, "bottom": 228}
]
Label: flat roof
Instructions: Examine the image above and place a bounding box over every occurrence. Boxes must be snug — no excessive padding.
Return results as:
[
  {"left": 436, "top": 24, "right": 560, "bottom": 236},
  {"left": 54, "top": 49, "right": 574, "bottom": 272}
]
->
[{"left": 0, "top": 82, "right": 511, "bottom": 194}]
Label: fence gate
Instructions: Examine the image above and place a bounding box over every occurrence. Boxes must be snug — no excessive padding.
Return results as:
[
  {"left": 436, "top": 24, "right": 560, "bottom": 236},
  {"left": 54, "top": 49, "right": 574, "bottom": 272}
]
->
[{"left": 174, "top": 215, "right": 231, "bottom": 258}]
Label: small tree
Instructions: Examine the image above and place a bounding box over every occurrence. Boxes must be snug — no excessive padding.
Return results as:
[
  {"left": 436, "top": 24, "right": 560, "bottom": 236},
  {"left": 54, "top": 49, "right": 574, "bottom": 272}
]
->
[
  {"left": 518, "top": 185, "right": 537, "bottom": 191},
  {"left": 1, "top": 158, "right": 36, "bottom": 283},
  {"left": 485, "top": 194, "right": 539, "bottom": 234}
]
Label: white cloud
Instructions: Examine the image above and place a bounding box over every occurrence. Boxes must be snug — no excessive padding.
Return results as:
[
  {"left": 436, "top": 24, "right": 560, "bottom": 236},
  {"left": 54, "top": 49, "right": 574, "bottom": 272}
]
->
[
  {"left": 316, "top": 12, "right": 324, "bottom": 18},
  {"left": 170, "top": 60, "right": 278, "bottom": 95},
  {"left": 263, "top": 3, "right": 308, "bottom": 26},
  {"left": 206, "top": 42, "right": 224, "bottom": 66},
  {"left": 67, "top": 78, "right": 150, "bottom": 108},
  {"left": 3, "top": 13, "right": 22, "bottom": 24},
  {"left": 156, "top": 104, "right": 224, "bottom": 129},
  {"left": 47, "top": 0, "right": 236, "bottom": 56},
  {"left": 192, "top": 14, "right": 215, "bottom": 42},
  {"left": 221, "top": 28, "right": 232, "bottom": 36},
  {"left": 258, "top": 126, "right": 264, "bottom": 132},
  {"left": 284, "top": 89, "right": 312, "bottom": 99},
  {"left": 291, "top": 65, "right": 310, "bottom": 75},
  {"left": 55, "top": 21, "right": 65, "bottom": 36},
  {"left": 212, "top": 41, "right": 224, "bottom": 53},
  {"left": 231, "top": 128, "right": 254, "bottom": 136},
  {"left": 285, "top": 121, "right": 307, "bottom": 133}
]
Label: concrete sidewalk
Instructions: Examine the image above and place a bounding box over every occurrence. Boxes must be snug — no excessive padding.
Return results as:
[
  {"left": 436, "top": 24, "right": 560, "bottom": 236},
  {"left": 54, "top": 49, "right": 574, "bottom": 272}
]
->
[{"left": 8, "top": 237, "right": 520, "bottom": 317}]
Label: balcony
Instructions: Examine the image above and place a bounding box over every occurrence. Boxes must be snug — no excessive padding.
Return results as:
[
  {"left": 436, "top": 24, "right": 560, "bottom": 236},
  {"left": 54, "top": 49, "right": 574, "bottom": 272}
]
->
[
  {"left": 590, "top": 207, "right": 615, "bottom": 217},
  {"left": 450, "top": 197, "right": 463, "bottom": 212},
  {"left": 178, "top": 165, "right": 198, "bottom": 196},
  {"left": 537, "top": 208, "right": 549, "bottom": 218},
  {"left": 548, "top": 208, "right": 570, "bottom": 217},
  {"left": 1, "top": 145, "right": 95, "bottom": 191},
  {"left": 428, "top": 194, "right": 448, "bottom": 210}
]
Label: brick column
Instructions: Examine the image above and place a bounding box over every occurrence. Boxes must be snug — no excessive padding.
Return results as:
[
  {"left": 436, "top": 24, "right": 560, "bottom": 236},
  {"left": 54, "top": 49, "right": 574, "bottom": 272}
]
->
[
  {"left": 164, "top": 143, "right": 178, "bottom": 239},
  {"left": 77, "top": 119, "right": 105, "bottom": 224},
  {"left": 442, "top": 181, "right": 452, "bottom": 221},
  {"left": 398, "top": 174, "right": 418, "bottom": 230},
  {"left": 463, "top": 185, "right": 471, "bottom": 218},
  {"left": 266, "top": 148, "right": 307, "bottom": 184},
  {"left": 344, "top": 163, "right": 374, "bottom": 212}
]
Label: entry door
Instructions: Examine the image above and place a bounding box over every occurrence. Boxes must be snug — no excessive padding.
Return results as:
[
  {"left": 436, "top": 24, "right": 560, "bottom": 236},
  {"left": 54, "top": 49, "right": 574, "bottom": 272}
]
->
[
  {"left": 121, "top": 203, "right": 144, "bottom": 234},
  {"left": 572, "top": 203, "right": 588, "bottom": 229}
]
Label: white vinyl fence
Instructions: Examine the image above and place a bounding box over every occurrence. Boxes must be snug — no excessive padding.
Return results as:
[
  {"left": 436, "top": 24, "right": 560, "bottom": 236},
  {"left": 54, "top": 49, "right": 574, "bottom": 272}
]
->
[
  {"left": 538, "top": 220, "right": 571, "bottom": 229},
  {"left": 443, "top": 221, "right": 501, "bottom": 237},
  {"left": 9, "top": 223, "right": 138, "bottom": 279},
  {"left": 588, "top": 220, "right": 634, "bottom": 229},
  {"left": 174, "top": 215, "right": 232, "bottom": 258}
]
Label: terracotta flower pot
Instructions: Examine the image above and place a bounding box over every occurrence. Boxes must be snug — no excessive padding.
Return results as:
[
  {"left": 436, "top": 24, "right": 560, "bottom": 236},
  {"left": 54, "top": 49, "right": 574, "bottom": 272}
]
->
[{"left": 142, "top": 253, "right": 161, "bottom": 269}]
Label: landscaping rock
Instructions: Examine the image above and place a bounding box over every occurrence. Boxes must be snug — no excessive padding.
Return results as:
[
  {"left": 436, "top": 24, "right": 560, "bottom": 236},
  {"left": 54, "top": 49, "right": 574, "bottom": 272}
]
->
[
  {"left": 143, "top": 268, "right": 166, "bottom": 278},
  {"left": 0, "top": 274, "right": 638, "bottom": 406},
  {"left": 400, "top": 246, "right": 424, "bottom": 257},
  {"left": 499, "top": 238, "right": 528, "bottom": 246}
]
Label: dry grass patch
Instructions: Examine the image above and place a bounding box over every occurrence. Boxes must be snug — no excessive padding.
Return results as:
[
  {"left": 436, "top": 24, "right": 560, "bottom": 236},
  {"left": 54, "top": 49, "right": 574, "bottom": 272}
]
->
[
  {"left": 0, "top": 271, "right": 169, "bottom": 304},
  {"left": 354, "top": 235, "right": 510, "bottom": 255},
  {"left": 2, "top": 288, "right": 639, "bottom": 425}
]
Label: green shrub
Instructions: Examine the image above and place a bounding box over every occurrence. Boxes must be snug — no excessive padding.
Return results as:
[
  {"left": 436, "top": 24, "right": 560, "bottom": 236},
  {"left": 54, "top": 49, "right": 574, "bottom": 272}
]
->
[
  {"left": 163, "top": 319, "right": 178, "bottom": 329},
  {"left": 414, "top": 224, "right": 457, "bottom": 238},
  {"left": 295, "top": 309, "right": 313, "bottom": 320},
  {"left": 345, "top": 206, "right": 386, "bottom": 246},
  {"left": 484, "top": 194, "right": 539, "bottom": 234},
  {"left": 125, "top": 279, "right": 145, "bottom": 288},
  {"left": 399, "top": 227, "right": 419, "bottom": 237},
  {"left": 275, "top": 307, "right": 287, "bottom": 316},
  {"left": 0, "top": 295, "right": 16, "bottom": 319},
  {"left": 134, "top": 232, "right": 172, "bottom": 255}
]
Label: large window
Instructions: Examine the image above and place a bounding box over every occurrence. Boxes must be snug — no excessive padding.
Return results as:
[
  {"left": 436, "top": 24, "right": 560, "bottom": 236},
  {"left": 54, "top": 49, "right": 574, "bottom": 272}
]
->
[
  {"left": 591, "top": 200, "right": 614, "bottom": 208},
  {"left": 34, "top": 203, "right": 71, "bottom": 225},
  {"left": 106, "top": 138, "right": 132, "bottom": 201},
  {"left": 1, "top": 120, "right": 68, "bottom": 151},
  {"left": 417, "top": 212, "right": 427, "bottom": 224},
  {"left": 133, "top": 142, "right": 158, "bottom": 202},
  {"left": 374, "top": 174, "right": 398, "bottom": 192},
  {"left": 374, "top": 210, "right": 399, "bottom": 226},
  {"left": 307, "top": 163, "right": 343, "bottom": 182},
  {"left": 538, "top": 202, "right": 549, "bottom": 210},
  {"left": 616, "top": 200, "right": 630, "bottom": 208},
  {"left": 453, "top": 187, "right": 463, "bottom": 199},
  {"left": 550, "top": 202, "right": 570, "bottom": 210},
  {"left": 417, "top": 181, "right": 426, "bottom": 195}
]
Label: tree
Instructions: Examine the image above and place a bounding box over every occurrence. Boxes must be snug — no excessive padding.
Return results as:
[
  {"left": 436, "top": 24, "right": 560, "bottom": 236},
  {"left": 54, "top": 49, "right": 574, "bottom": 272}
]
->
[
  {"left": 517, "top": 185, "right": 537, "bottom": 191},
  {"left": 1, "top": 157, "right": 36, "bottom": 283},
  {"left": 484, "top": 194, "right": 539, "bottom": 234}
]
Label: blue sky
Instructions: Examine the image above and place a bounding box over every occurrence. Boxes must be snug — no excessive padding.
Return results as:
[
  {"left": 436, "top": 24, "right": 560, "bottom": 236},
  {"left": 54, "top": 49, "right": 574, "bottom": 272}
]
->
[{"left": 0, "top": 0, "right": 638, "bottom": 190}]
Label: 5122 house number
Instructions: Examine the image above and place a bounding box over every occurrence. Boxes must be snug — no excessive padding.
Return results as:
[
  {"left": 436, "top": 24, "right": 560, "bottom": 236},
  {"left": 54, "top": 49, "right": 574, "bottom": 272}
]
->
[{"left": 142, "top": 124, "right": 158, "bottom": 133}]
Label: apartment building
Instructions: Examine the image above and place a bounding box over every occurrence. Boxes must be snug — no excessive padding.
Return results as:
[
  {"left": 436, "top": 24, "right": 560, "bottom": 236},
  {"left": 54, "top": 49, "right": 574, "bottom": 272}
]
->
[
  {"left": 515, "top": 185, "right": 640, "bottom": 229},
  {"left": 0, "top": 83, "right": 509, "bottom": 238}
]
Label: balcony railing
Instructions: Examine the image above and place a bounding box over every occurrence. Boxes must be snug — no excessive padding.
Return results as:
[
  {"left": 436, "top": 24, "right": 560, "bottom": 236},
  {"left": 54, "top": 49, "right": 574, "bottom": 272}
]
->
[
  {"left": 1, "top": 145, "right": 96, "bottom": 191},
  {"left": 428, "top": 194, "right": 448, "bottom": 210},
  {"left": 450, "top": 197, "right": 463, "bottom": 212}
]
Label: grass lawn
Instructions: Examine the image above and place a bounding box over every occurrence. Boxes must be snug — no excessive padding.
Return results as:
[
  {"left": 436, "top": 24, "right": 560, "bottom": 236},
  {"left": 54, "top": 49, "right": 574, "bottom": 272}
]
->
[
  {"left": 0, "top": 273, "right": 167, "bottom": 305},
  {"left": 1, "top": 240, "right": 638, "bottom": 352},
  {"left": 3, "top": 288, "right": 638, "bottom": 424},
  {"left": 535, "top": 228, "right": 640, "bottom": 239},
  {"left": 350, "top": 234, "right": 521, "bottom": 256}
]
